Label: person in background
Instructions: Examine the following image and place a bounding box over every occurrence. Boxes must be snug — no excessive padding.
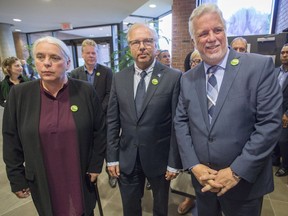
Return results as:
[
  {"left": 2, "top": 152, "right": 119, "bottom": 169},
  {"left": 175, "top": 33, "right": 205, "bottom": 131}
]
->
[
  {"left": 230, "top": 37, "right": 248, "bottom": 53},
  {"left": 172, "top": 49, "right": 202, "bottom": 215},
  {"left": 70, "top": 39, "right": 115, "bottom": 188},
  {"left": 158, "top": 49, "right": 171, "bottom": 67},
  {"left": 21, "top": 59, "right": 37, "bottom": 80},
  {"left": 106, "top": 23, "right": 182, "bottom": 216},
  {"left": 3, "top": 36, "right": 106, "bottom": 216},
  {"left": 273, "top": 43, "right": 288, "bottom": 177},
  {"left": 0, "top": 56, "right": 29, "bottom": 107},
  {"left": 174, "top": 3, "right": 282, "bottom": 216}
]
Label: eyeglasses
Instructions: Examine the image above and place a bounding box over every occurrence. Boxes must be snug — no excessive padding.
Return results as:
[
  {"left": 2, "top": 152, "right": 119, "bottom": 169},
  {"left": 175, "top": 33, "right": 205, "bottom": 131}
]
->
[
  {"left": 281, "top": 51, "right": 288, "bottom": 55},
  {"left": 129, "top": 38, "right": 154, "bottom": 48},
  {"left": 190, "top": 59, "right": 202, "bottom": 65}
]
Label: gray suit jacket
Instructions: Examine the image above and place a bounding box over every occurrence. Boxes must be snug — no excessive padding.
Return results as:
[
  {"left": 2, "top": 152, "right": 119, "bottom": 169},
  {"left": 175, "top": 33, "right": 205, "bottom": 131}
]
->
[
  {"left": 107, "top": 61, "right": 182, "bottom": 177},
  {"left": 174, "top": 49, "right": 282, "bottom": 200},
  {"left": 70, "top": 63, "right": 113, "bottom": 112}
]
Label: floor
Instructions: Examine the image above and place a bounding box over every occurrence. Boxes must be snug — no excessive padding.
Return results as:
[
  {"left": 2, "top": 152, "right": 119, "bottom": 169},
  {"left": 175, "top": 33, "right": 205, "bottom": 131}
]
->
[{"left": 0, "top": 105, "right": 287, "bottom": 216}]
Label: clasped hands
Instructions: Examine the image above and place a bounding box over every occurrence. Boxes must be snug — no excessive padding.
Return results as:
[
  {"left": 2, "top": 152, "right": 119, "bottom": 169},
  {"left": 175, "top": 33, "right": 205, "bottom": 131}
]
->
[{"left": 192, "top": 164, "right": 240, "bottom": 196}]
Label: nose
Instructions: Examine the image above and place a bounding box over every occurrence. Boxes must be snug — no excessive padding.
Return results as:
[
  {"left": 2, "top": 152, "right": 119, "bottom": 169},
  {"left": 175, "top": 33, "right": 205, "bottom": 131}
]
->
[
  {"left": 43, "top": 57, "right": 52, "bottom": 66},
  {"left": 207, "top": 30, "right": 216, "bottom": 41}
]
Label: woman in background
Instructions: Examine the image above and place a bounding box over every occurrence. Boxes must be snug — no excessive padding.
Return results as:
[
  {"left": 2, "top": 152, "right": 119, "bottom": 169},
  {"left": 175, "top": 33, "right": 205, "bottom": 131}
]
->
[
  {"left": 174, "top": 50, "right": 202, "bottom": 215},
  {"left": 3, "top": 36, "right": 106, "bottom": 216},
  {"left": 0, "top": 56, "right": 29, "bottom": 107}
]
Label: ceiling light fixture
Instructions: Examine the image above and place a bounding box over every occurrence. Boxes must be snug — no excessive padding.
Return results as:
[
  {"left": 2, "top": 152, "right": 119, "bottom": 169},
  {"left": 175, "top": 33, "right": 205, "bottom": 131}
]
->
[
  {"left": 149, "top": 4, "right": 156, "bottom": 8},
  {"left": 15, "top": 29, "right": 21, "bottom": 32},
  {"left": 13, "top": 18, "right": 22, "bottom": 22}
]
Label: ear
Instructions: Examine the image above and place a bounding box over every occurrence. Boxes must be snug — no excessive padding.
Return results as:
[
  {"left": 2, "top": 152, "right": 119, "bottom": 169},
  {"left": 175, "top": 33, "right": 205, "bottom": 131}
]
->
[{"left": 66, "top": 59, "right": 71, "bottom": 71}]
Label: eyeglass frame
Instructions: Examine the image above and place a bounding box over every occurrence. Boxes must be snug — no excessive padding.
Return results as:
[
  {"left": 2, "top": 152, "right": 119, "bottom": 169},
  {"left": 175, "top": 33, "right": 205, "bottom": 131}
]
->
[{"left": 128, "top": 38, "right": 155, "bottom": 48}]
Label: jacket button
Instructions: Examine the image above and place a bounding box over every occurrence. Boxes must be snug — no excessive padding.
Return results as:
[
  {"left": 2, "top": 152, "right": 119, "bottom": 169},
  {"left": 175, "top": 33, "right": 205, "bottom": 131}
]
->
[{"left": 208, "top": 137, "right": 214, "bottom": 142}]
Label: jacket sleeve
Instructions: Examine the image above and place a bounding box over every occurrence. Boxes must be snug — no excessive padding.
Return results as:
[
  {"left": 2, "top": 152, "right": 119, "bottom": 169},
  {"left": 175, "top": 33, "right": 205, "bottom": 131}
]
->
[{"left": 2, "top": 87, "right": 29, "bottom": 192}]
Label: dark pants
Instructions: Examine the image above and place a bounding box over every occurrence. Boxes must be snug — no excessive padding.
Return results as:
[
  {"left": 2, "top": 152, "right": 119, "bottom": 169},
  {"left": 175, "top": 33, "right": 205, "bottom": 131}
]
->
[
  {"left": 278, "top": 127, "right": 288, "bottom": 169},
  {"left": 118, "top": 155, "right": 170, "bottom": 216}
]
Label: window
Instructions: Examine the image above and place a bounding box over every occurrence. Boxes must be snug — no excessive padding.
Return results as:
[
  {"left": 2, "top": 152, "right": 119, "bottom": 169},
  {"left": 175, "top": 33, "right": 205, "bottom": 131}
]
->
[{"left": 198, "top": 0, "right": 276, "bottom": 36}]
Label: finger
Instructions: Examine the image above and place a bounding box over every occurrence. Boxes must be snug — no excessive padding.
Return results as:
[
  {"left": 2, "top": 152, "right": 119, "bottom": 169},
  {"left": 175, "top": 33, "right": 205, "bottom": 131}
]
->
[
  {"left": 201, "top": 184, "right": 213, "bottom": 192},
  {"left": 207, "top": 179, "right": 223, "bottom": 188},
  {"left": 217, "top": 187, "right": 228, "bottom": 196},
  {"left": 116, "top": 166, "right": 120, "bottom": 176},
  {"left": 199, "top": 173, "right": 217, "bottom": 181}
]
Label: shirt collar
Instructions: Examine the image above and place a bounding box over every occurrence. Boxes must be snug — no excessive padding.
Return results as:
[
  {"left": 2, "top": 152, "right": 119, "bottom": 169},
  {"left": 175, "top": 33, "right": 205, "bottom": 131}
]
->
[
  {"left": 280, "top": 65, "right": 288, "bottom": 73},
  {"left": 84, "top": 64, "right": 97, "bottom": 74},
  {"left": 134, "top": 59, "right": 156, "bottom": 76}
]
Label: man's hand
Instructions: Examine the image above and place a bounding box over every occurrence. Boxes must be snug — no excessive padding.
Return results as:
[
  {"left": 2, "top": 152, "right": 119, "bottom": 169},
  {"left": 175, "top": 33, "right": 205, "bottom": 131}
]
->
[
  {"left": 15, "top": 188, "right": 30, "bottom": 198},
  {"left": 165, "top": 170, "right": 178, "bottom": 180},
  {"left": 107, "top": 165, "right": 120, "bottom": 178},
  {"left": 87, "top": 172, "right": 100, "bottom": 183},
  {"left": 214, "top": 167, "right": 240, "bottom": 196},
  {"left": 282, "top": 113, "right": 288, "bottom": 128},
  {"left": 192, "top": 164, "right": 223, "bottom": 192}
]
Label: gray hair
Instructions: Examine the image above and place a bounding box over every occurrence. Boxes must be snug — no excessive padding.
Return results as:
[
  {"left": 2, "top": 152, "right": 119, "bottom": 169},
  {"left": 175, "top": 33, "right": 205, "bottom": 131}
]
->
[
  {"left": 32, "top": 36, "right": 71, "bottom": 61},
  {"left": 230, "top": 37, "right": 247, "bottom": 47},
  {"left": 126, "top": 23, "right": 159, "bottom": 45},
  {"left": 189, "top": 3, "right": 226, "bottom": 40}
]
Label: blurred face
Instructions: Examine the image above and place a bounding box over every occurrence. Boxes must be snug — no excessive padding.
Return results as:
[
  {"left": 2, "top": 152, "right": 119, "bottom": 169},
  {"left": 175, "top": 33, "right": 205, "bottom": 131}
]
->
[
  {"left": 82, "top": 45, "right": 97, "bottom": 67},
  {"left": 190, "top": 56, "right": 202, "bottom": 68},
  {"left": 34, "top": 42, "right": 70, "bottom": 83},
  {"left": 231, "top": 40, "right": 247, "bottom": 53},
  {"left": 193, "top": 12, "right": 228, "bottom": 65},
  {"left": 159, "top": 51, "right": 171, "bottom": 67},
  {"left": 128, "top": 26, "right": 157, "bottom": 69},
  {"left": 280, "top": 46, "right": 288, "bottom": 66},
  {"left": 9, "top": 60, "right": 23, "bottom": 77}
]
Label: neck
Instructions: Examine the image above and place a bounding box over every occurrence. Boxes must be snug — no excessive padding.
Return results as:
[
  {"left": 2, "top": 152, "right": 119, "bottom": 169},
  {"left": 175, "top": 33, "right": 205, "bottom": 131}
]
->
[
  {"left": 42, "top": 76, "right": 68, "bottom": 97},
  {"left": 85, "top": 64, "right": 96, "bottom": 73},
  {"left": 283, "top": 64, "right": 288, "bottom": 71}
]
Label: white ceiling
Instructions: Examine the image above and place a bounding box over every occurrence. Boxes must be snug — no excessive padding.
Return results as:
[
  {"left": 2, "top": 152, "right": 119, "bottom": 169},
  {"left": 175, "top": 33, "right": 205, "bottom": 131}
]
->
[{"left": 0, "top": 0, "right": 172, "bottom": 33}]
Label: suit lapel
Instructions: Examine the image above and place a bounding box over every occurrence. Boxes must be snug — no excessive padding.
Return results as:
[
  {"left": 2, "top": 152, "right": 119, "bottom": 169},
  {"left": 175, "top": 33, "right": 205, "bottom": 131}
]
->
[
  {"left": 195, "top": 63, "right": 210, "bottom": 129},
  {"left": 79, "top": 66, "right": 88, "bottom": 81},
  {"left": 137, "top": 62, "right": 164, "bottom": 121},
  {"left": 210, "top": 51, "right": 240, "bottom": 127},
  {"left": 125, "top": 67, "right": 138, "bottom": 121},
  {"left": 93, "top": 64, "right": 100, "bottom": 87}
]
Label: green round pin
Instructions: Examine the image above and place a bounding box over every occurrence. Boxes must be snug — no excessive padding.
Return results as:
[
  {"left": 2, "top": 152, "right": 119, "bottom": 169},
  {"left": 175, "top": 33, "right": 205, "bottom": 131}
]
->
[
  {"left": 152, "top": 78, "right": 159, "bottom": 85},
  {"left": 71, "top": 105, "right": 78, "bottom": 112},
  {"left": 96, "top": 72, "right": 100, "bottom": 76},
  {"left": 231, "top": 58, "right": 239, "bottom": 66}
]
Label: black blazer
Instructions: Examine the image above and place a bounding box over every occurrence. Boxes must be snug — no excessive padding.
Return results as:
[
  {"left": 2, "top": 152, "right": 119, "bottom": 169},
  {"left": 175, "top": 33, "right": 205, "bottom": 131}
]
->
[
  {"left": 3, "top": 78, "right": 106, "bottom": 216},
  {"left": 70, "top": 64, "right": 113, "bottom": 113},
  {"left": 107, "top": 61, "right": 182, "bottom": 177}
]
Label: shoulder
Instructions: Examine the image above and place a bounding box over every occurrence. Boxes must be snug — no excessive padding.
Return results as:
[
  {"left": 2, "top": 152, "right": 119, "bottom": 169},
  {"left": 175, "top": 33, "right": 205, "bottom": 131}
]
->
[
  {"left": 70, "top": 66, "right": 84, "bottom": 74},
  {"left": 96, "top": 64, "right": 113, "bottom": 73}
]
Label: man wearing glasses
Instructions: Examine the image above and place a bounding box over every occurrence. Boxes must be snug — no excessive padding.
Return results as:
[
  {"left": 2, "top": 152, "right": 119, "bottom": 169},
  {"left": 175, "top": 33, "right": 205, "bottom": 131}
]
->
[{"left": 106, "top": 23, "right": 182, "bottom": 216}]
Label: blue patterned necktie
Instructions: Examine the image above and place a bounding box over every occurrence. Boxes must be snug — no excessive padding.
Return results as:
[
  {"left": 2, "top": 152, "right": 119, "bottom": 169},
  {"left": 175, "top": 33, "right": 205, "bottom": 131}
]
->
[
  {"left": 135, "top": 71, "right": 147, "bottom": 118},
  {"left": 207, "top": 65, "right": 218, "bottom": 123}
]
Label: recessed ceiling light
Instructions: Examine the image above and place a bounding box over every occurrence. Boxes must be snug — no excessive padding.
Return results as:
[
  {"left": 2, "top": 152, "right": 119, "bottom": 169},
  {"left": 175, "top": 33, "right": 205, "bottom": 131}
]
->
[
  {"left": 149, "top": 4, "right": 156, "bottom": 8},
  {"left": 13, "top": 18, "right": 22, "bottom": 22},
  {"left": 15, "top": 29, "right": 21, "bottom": 32}
]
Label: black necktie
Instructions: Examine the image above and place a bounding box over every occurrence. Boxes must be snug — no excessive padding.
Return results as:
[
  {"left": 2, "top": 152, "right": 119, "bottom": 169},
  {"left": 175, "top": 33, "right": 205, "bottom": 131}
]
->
[{"left": 135, "top": 71, "right": 147, "bottom": 118}]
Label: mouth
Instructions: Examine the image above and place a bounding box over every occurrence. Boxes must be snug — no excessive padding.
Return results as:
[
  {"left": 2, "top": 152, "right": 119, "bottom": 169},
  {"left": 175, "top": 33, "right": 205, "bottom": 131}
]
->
[{"left": 206, "top": 44, "right": 220, "bottom": 52}]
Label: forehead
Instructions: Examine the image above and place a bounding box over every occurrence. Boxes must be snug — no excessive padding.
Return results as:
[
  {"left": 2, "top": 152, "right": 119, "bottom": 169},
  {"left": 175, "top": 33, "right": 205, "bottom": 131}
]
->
[
  {"left": 232, "top": 40, "right": 245, "bottom": 47},
  {"left": 35, "top": 42, "right": 62, "bottom": 54},
  {"left": 194, "top": 12, "right": 224, "bottom": 31},
  {"left": 82, "top": 45, "right": 96, "bottom": 52},
  {"left": 160, "top": 51, "right": 169, "bottom": 56},
  {"left": 130, "top": 26, "right": 153, "bottom": 39},
  {"left": 281, "top": 46, "right": 288, "bottom": 52}
]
